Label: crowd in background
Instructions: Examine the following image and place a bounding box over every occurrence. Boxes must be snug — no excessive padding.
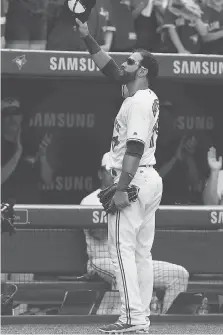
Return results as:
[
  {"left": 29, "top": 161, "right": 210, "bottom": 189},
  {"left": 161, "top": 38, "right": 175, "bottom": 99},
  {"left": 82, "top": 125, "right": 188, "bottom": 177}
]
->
[
  {"left": 1, "top": 93, "right": 222, "bottom": 206},
  {"left": 1, "top": 0, "right": 223, "bottom": 54}
]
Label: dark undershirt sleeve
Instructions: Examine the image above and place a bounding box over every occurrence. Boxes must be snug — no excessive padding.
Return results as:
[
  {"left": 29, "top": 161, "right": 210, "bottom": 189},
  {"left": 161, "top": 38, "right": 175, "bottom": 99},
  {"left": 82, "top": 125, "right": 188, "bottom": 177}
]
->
[{"left": 83, "top": 34, "right": 125, "bottom": 81}]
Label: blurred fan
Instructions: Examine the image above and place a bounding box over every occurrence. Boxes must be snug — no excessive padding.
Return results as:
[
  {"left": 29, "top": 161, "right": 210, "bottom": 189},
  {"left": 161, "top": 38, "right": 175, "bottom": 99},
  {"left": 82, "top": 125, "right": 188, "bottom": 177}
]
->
[{"left": 168, "top": 0, "right": 203, "bottom": 20}]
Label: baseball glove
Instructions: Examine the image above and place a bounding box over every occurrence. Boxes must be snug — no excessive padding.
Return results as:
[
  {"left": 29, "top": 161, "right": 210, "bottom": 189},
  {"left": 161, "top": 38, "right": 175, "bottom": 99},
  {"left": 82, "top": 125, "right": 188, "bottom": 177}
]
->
[
  {"left": 98, "top": 184, "right": 140, "bottom": 215},
  {"left": 1, "top": 203, "right": 16, "bottom": 235}
]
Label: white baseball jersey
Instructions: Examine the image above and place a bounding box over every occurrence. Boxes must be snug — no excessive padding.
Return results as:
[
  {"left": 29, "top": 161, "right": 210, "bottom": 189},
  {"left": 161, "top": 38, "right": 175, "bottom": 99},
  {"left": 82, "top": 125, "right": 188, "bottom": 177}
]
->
[
  {"left": 217, "top": 170, "right": 223, "bottom": 200},
  {"left": 109, "top": 89, "right": 159, "bottom": 170}
]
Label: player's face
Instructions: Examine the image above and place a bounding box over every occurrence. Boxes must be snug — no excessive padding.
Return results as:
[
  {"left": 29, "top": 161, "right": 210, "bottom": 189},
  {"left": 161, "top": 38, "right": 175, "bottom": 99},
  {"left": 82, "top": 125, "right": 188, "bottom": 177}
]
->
[
  {"left": 121, "top": 52, "right": 144, "bottom": 83},
  {"left": 2, "top": 113, "right": 23, "bottom": 143}
]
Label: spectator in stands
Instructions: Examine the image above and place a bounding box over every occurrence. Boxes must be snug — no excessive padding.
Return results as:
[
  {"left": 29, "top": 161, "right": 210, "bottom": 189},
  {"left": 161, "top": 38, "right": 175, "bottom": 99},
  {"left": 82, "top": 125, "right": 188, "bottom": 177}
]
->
[
  {"left": 5, "top": 0, "right": 48, "bottom": 50},
  {"left": 159, "top": 0, "right": 208, "bottom": 53},
  {"left": 46, "top": 0, "right": 65, "bottom": 41},
  {"left": 131, "top": 0, "right": 161, "bottom": 52},
  {"left": 1, "top": 97, "right": 53, "bottom": 204},
  {"left": 154, "top": 0, "right": 169, "bottom": 39},
  {"left": 156, "top": 102, "right": 203, "bottom": 204},
  {"left": 47, "top": 2, "right": 115, "bottom": 51},
  {"left": 109, "top": 0, "right": 136, "bottom": 52},
  {"left": 203, "top": 146, "right": 223, "bottom": 205},
  {"left": 200, "top": 0, "right": 223, "bottom": 54},
  {"left": 81, "top": 153, "right": 189, "bottom": 314}
]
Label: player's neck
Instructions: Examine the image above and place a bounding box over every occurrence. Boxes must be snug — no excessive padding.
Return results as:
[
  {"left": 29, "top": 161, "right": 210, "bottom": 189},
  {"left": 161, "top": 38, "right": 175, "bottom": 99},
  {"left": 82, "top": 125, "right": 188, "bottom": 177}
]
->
[{"left": 127, "top": 80, "right": 149, "bottom": 97}]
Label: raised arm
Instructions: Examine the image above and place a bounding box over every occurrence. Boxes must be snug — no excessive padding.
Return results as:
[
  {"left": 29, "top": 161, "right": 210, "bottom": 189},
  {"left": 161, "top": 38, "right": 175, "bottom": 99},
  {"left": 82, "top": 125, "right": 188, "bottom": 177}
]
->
[
  {"left": 203, "top": 170, "right": 221, "bottom": 205},
  {"left": 203, "top": 147, "right": 222, "bottom": 205},
  {"left": 75, "top": 18, "right": 125, "bottom": 81}
]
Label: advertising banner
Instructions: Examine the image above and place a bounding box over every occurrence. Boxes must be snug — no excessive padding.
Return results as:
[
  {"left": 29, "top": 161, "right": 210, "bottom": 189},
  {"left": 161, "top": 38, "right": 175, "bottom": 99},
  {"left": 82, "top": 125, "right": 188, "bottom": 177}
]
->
[
  {"left": 1, "top": 50, "right": 223, "bottom": 80},
  {"left": 13, "top": 205, "right": 223, "bottom": 230}
]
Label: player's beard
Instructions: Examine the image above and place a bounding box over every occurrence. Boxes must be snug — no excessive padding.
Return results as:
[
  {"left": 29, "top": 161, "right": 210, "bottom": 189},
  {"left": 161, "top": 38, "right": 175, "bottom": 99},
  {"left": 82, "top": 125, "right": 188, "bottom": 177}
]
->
[
  {"left": 121, "top": 69, "right": 138, "bottom": 98},
  {"left": 121, "top": 68, "right": 138, "bottom": 84}
]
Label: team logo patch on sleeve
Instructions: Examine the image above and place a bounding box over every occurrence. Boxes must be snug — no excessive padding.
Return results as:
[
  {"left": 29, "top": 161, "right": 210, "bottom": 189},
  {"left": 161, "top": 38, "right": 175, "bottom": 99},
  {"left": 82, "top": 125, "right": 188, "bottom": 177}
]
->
[
  {"left": 111, "top": 136, "right": 120, "bottom": 150},
  {"left": 114, "top": 119, "right": 121, "bottom": 133},
  {"left": 152, "top": 99, "right": 159, "bottom": 117}
]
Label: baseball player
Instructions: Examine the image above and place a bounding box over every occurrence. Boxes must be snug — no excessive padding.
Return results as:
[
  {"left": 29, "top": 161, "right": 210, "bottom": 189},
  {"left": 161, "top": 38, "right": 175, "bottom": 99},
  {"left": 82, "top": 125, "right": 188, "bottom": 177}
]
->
[
  {"left": 203, "top": 147, "right": 223, "bottom": 205},
  {"left": 76, "top": 19, "right": 162, "bottom": 333},
  {"left": 81, "top": 153, "right": 189, "bottom": 315}
]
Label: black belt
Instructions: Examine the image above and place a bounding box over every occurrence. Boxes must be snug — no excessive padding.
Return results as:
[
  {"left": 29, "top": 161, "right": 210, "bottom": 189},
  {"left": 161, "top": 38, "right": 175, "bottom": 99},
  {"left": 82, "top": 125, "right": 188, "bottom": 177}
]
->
[{"left": 139, "top": 165, "right": 153, "bottom": 168}]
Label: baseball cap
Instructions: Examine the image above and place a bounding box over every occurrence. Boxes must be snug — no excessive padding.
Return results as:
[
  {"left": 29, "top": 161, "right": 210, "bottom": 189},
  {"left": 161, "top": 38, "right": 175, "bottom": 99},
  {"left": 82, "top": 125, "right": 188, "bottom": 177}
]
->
[
  {"left": 1, "top": 98, "right": 21, "bottom": 115},
  {"left": 67, "top": 0, "right": 96, "bottom": 23},
  {"left": 101, "top": 152, "right": 111, "bottom": 169}
]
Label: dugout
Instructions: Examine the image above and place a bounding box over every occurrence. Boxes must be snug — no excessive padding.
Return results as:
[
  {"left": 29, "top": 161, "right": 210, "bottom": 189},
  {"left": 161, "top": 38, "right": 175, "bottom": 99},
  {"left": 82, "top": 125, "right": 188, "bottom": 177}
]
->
[
  {"left": 1, "top": 50, "right": 223, "bottom": 322},
  {"left": 1, "top": 51, "right": 223, "bottom": 205}
]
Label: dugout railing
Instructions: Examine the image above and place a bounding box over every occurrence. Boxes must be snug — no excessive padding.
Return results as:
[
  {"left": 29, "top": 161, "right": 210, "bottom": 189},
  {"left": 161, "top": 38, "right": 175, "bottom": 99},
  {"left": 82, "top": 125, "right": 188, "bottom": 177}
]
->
[{"left": 1, "top": 205, "right": 223, "bottom": 324}]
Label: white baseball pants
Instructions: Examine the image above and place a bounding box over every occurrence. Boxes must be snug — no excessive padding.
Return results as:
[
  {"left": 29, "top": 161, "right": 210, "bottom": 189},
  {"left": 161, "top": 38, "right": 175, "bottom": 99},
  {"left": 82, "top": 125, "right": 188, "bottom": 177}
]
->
[{"left": 108, "top": 166, "right": 162, "bottom": 325}]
